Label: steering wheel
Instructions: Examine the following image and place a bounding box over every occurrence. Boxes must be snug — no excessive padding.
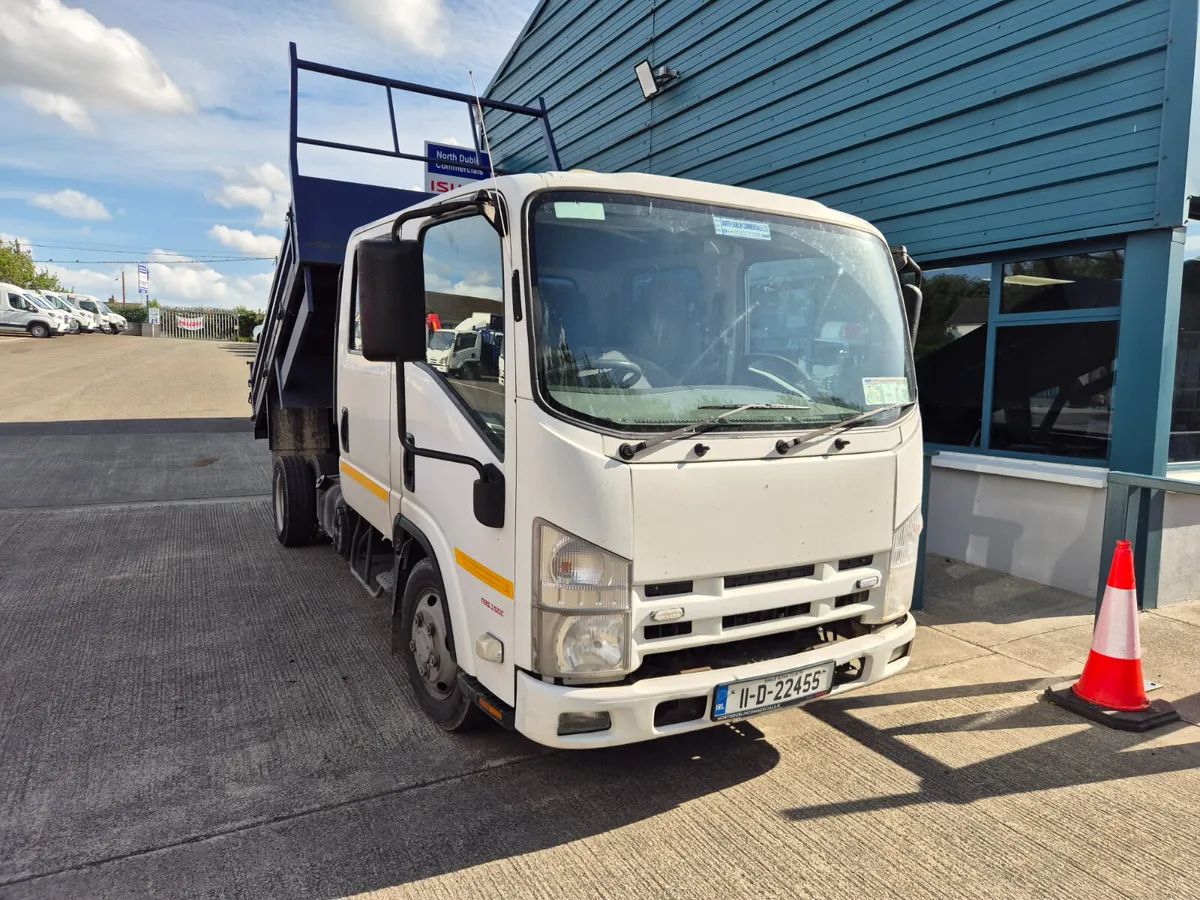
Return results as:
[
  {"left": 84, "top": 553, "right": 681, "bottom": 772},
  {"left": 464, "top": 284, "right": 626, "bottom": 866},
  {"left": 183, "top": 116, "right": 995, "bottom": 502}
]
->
[
  {"left": 739, "top": 353, "right": 818, "bottom": 396},
  {"left": 547, "top": 358, "right": 644, "bottom": 390}
]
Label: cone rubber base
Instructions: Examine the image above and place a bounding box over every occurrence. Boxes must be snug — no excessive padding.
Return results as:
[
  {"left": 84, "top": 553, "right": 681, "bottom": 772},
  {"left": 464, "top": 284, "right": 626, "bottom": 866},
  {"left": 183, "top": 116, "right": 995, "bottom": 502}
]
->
[{"left": 1044, "top": 684, "right": 1180, "bottom": 732}]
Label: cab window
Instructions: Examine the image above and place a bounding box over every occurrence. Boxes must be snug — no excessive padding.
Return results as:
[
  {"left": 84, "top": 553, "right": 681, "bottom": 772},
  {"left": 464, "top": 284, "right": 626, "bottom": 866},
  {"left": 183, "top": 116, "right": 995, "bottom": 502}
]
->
[{"left": 421, "top": 215, "right": 505, "bottom": 451}]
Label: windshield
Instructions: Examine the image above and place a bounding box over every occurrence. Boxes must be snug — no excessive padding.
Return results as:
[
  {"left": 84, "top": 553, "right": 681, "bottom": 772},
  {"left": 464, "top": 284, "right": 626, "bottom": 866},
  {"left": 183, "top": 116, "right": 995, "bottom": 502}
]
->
[
  {"left": 26, "top": 294, "right": 53, "bottom": 310},
  {"left": 428, "top": 330, "right": 455, "bottom": 351},
  {"left": 529, "top": 191, "right": 915, "bottom": 432},
  {"left": 97, "top": 302, "right": 113, "bottom": 315}
]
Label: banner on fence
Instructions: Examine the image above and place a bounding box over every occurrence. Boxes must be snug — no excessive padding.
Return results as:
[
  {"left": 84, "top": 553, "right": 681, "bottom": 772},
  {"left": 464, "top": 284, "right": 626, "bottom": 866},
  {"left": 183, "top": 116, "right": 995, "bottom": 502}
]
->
[{"left": 177, "top": 315, "right": 205, "bottom": 331}]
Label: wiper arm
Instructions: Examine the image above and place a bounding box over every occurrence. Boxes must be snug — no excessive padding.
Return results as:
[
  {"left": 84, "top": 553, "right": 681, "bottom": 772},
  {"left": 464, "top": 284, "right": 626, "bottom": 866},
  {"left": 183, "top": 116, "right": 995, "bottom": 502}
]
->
[
  {"left": 617, "top": 403, "right": 811, "bottom": 461},
  {"left": 774, "top": 402, "right": 914, "bottom": 455}
]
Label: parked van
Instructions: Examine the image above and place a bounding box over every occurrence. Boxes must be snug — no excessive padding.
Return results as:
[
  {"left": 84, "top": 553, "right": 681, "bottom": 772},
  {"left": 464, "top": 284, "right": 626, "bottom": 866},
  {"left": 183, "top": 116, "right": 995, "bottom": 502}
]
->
[
  {"left": 73, "top": 296, "right": 127, "bottom": 333},
  {"left": 0, "top": 282, "right": 68, "bottom": 337},
  {"left": 38, "top": 292, "right": 89, "bottom": 333},
  {"left": 44, "top": 292, "right": 99, "bottom": 332}
]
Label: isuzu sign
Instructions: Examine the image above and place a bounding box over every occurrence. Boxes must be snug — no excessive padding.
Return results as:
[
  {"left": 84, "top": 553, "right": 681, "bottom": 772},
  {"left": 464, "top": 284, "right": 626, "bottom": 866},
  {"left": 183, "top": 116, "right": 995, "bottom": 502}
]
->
[{"left": 424, "top": 141, "right": 489, "bottom": 193}]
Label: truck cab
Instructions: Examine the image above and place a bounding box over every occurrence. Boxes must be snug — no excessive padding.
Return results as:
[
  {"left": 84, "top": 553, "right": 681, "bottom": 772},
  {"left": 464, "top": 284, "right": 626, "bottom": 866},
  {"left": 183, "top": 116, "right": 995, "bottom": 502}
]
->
[{"left": 250, "top": 48, "right": 924, "bottom": 750}]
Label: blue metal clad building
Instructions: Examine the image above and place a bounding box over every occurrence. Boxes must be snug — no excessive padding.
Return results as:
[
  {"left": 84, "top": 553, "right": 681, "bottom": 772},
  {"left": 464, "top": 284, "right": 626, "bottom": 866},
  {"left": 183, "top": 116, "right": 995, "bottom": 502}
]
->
[{"left": 487, "top": 0, "right": 1200, "bottom": 604}]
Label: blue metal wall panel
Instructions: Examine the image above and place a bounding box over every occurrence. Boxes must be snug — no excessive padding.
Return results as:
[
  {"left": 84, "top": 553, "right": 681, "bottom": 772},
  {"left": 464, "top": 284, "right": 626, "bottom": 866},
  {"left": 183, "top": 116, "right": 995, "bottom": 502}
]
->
[{"left": 487, "top": 0, "right": 1191, "bottom": 262}]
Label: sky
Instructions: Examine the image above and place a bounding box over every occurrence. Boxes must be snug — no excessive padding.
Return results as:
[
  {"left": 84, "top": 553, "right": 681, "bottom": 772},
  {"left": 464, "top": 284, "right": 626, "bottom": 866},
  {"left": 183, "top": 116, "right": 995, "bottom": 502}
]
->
[{"left": 0, "top": 0, "right": 538, "bottom": 309}]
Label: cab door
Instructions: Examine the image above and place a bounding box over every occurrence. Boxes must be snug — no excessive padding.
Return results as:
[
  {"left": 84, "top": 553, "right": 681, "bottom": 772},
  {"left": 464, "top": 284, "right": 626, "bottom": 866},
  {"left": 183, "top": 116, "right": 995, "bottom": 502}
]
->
[
  {"left": 394, "top": 212, "right": 516, "bottom": 704},
  {"left": 0, "top": 292, "right": 26, "bottom": 331},
  {"left": 336, "top": 254, "right": 394, "bottom": 535}
]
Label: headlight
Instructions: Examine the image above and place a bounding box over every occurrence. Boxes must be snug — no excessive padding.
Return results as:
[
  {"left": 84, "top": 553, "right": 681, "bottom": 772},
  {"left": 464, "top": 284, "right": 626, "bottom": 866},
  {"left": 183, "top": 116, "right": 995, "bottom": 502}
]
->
[
  {"left": 883, "top": 506, "right": 923, "bottom": 621},
  {"left": 533, "top": 520, "right": 630, "bottom": 679}
]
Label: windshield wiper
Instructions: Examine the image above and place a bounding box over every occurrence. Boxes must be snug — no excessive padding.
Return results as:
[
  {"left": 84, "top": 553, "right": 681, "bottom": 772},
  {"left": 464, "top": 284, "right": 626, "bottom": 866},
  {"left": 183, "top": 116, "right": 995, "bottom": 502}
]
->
[
  {"left": 617, "top": 403, "right": 811, "bottom": 460},
  {"left": 774, "top": 402, "right": 915, "bottom": 455}
]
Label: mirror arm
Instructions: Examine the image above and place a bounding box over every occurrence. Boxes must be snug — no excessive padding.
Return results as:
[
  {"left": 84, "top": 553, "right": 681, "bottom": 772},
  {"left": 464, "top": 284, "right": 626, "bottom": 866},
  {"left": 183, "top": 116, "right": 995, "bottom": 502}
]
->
[{"left": 389, "top": 191, "right": 501, "bottom": 242}]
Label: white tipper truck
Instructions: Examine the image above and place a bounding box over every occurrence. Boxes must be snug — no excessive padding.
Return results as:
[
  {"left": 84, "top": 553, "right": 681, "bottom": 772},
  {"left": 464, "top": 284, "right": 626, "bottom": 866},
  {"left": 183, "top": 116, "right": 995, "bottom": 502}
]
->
[{"left": 250, "top": 47, "right": 926, "bottom": 749}]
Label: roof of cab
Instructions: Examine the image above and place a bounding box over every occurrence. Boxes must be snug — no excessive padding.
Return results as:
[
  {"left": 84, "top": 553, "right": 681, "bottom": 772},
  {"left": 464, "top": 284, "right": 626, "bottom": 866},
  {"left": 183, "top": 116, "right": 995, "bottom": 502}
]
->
[{"left": 351, "top": 171, "right": 885, "bottom": 243}]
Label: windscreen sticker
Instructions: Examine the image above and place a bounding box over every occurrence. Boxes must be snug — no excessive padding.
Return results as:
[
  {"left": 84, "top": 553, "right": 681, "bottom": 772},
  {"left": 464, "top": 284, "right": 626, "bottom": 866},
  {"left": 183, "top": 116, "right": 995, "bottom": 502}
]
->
[
  {"left": 712, "top": 216, "right": 771, "bottom": 240},
  {"left": 554, "top": 201, "right": 606, "bottom": 220},
  {"left": 862, "top": 377, "right": 911, "bottom": 406}
]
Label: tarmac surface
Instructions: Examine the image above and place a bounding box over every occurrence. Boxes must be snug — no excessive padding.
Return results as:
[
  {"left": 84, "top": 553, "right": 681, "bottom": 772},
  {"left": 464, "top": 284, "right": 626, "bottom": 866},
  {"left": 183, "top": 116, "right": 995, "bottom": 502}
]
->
[{"left": 1, "top": 337, "right": 1198, "bottom": 899}]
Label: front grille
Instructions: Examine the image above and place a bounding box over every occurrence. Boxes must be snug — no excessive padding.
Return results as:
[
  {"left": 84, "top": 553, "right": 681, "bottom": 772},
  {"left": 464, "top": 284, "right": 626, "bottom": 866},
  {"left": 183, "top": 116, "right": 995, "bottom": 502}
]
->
[
  {"left": 723, "top": 602, "right": 811, "bottom": 630},
  {"left": 724, "top": 564, "right": 815, "bottom": 589},
  {"left": 645, "top": 580, "right": 693, "bottom": 598},
  {"left": 835, "top": 590, "right": 869, "bottom": 608},
  {"left": 644, "top": 621, "right": 693, "bottom": 640},
  {"left": 838, "top": 554, "right": 873, "bottom": 571}
]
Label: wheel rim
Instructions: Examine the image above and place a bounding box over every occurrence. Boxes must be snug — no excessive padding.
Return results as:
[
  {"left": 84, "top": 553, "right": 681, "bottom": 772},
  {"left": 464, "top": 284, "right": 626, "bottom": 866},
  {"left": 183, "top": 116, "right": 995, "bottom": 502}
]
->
[
  {"left": 410, "top": 588, "right": 456, "bottom": 699},
  {"left": 273, "top": 471, "right": 285, "bottom": 534}
]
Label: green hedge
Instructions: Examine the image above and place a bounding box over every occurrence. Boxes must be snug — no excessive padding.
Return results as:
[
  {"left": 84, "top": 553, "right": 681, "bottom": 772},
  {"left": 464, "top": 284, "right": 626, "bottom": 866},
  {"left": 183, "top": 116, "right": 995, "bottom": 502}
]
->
[{"left": 109, "top": 303, "right": 148, "bottom": 323}]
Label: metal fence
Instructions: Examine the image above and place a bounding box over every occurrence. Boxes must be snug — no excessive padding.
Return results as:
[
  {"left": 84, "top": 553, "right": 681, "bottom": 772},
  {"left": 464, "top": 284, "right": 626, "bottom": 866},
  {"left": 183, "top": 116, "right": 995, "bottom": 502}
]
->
[{"left": 157, "top": 308, "right": 239, "bottom": 341}]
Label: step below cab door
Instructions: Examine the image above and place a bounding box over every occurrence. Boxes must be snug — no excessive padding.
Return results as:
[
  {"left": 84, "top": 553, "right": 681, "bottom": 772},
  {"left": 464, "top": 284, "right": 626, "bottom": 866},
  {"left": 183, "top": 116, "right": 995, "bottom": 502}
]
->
[{"left": 396, "top": 211, "right": 516, "bottom": 705}]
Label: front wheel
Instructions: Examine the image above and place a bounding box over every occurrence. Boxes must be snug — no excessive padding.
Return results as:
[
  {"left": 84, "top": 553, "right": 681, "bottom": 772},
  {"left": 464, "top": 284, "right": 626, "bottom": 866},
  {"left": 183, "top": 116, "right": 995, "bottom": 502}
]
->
[
  {"left": 400, "top": 559, "right": 485, "bottom": 731},
  {"left": 29, "top": 323, "right": 50, "bottom": 339}
]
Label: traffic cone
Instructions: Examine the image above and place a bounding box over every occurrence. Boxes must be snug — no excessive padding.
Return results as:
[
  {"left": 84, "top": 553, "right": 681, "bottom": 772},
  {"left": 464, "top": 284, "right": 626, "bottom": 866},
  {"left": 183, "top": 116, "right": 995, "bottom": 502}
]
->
[{"left": 1044, "top": 540, "right": 1179, "bottom": 732}]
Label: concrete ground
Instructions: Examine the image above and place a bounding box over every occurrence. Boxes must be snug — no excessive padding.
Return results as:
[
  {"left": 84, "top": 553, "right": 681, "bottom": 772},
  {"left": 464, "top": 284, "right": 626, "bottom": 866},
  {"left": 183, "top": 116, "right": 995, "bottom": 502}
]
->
[
  {"left": 1, "top": 338, "right": 1198, "bottom": 899},
  {"left": 0, "top": 331, "right": 255, "bottom": 421}
]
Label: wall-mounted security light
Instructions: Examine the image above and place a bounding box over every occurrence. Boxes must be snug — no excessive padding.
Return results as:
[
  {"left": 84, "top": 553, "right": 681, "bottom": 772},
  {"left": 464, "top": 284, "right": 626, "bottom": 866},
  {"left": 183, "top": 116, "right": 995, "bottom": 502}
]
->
[{"left": 635, "top": 59, "right": 680, "bottom": 100}]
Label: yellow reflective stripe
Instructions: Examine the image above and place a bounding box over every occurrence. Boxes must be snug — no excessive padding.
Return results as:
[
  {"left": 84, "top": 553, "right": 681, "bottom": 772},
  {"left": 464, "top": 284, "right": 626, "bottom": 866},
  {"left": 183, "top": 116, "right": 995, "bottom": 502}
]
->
[
  {"left": 455, "top": 548, "right": 514, "bottom": 599},
  {"left": 339, "top": 460, "right": 389, "bottom": 502}
]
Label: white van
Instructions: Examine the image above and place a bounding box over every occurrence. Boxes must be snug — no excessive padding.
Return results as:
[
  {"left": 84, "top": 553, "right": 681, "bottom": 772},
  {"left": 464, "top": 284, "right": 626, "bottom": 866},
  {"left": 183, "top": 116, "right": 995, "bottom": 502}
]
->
[
  {"left": 73, "top": 296, "right": 127, "bottom": 333},
  {"left": 39, "top": 292, "right": 92, "bottom": 333},
  {"left": 44, "top": 292, "right": 99, "bottom": 332},
  {"left": 0, "top": 282, "right": 68, "bottom": 337}
]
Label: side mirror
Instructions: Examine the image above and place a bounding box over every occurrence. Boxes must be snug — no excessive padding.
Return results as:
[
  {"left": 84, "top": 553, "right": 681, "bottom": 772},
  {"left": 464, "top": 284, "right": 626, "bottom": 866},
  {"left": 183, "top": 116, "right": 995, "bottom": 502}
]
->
[
  {"left": 902, "top": 283, "right": 923, "bottom": 345},
  {"left": 357, "top": 238, "right": 427, "bottom": 363},
  {"left": 473, "top": 464, "right": 505, "bottom": 528}
]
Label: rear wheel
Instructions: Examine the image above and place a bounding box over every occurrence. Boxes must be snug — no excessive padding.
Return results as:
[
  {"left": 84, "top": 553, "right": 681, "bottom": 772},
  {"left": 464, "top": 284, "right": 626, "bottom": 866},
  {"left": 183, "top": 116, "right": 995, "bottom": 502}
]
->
[
  {"left": 400, "top": 559, "right": 485, "bottom": 731},
  {"left": 29, "top": 322, "right": 50, "bottom": 339},
  {"left": 272, "top": 455, "right": 317, "bottom": 546}
]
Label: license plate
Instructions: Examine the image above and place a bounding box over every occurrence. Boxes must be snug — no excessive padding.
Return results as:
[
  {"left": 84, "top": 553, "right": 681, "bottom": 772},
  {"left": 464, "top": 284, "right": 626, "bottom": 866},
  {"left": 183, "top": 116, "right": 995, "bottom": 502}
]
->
[{"left": 711, "top": 662, "right": 834, "bottom": 721}]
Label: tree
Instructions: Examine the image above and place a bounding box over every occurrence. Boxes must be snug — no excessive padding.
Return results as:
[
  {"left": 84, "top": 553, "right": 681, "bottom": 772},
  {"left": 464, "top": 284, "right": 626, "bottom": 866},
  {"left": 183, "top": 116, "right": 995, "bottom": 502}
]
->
[{"left": 0, "top": 240, "right": 65, "bottom": 291}]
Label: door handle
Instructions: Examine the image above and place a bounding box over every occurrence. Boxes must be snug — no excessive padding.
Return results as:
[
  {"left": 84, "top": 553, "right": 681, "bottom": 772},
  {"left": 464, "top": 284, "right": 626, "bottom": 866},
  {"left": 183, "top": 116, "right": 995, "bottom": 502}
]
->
[
  {"left": 403, "top": 432, "right": 416, "bottom": 491},
  {"left": 340, "top": 408, "right": 350, "bottom": 452}
]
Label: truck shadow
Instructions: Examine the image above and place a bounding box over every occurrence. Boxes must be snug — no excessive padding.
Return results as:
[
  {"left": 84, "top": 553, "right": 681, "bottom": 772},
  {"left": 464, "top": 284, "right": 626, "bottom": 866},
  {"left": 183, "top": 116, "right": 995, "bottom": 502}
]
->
[
  {"left": 282, "top": 721, "right": 781, "bottom": 898},
  {"left": 783, "top": 681, "right": 1199, "bottom": 822}
]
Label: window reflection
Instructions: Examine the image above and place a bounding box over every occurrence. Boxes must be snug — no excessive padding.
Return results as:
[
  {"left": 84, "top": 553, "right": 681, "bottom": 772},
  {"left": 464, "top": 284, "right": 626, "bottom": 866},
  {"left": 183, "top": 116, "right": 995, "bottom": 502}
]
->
[
  {"left": 1170, "top": 258, "right": 1200, "bottom": 461},
  {"left": 990, "top": 321, "right": 1118, "bottom": 459},
  {"left": 1001, "top": 250, "right": 1123, "bottom": 314},
  {"left": 914, "top": 264, "right": 990, "bottom": 447}
]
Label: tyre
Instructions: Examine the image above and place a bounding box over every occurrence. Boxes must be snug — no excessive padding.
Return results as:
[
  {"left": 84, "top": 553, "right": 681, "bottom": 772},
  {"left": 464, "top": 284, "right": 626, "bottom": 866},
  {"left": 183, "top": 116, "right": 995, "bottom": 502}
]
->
[
  {"left": 399, "top": 559, "right": 485, "bottom": 731},
  {"left": 461, "top": 362, "right": 480, "bottom": 381},
  {"left": 272, "top": 454, "right": 317, "bottom": 546},
  {"left": 29, "top": 322, "right": 50, "bottom": 339}
]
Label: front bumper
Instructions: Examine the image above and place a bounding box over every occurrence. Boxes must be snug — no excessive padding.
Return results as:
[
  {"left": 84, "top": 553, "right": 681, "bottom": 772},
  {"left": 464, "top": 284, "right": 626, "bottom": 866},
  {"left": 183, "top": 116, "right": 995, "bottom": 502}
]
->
[{"left": 514, "top": 613, "right": 916, "bottom": 749}]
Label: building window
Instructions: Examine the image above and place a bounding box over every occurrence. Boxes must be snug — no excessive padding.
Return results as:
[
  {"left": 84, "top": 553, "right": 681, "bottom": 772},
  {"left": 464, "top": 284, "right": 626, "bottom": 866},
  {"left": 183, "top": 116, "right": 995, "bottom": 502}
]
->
[
  {"left": 1169, "top": 258, "right": 1200, "bottom": 462},
  {"left": 917, "top": 247, "right": 1123, "bottom": 462},
  {"left": 1001, "top": 250, "right": 1123, "bottom": 314},
  {"left": 914, "top": 264, "right": 990, "bottom": 447},
  {"left": 989, "top": 321, "right": 1118, "bottom": 459}
]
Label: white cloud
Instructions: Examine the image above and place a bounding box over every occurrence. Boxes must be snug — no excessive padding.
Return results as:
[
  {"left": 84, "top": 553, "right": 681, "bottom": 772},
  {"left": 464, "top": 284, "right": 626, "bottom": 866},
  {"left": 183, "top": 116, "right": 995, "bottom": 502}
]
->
[
  {"left": 337, "top": 0, "right": 447, "bottom": 56},
  {"left": 208, "top": 225, "right": 281, "bottom": 257},
  {"left": 144, "top": 250, "right": 273, "bottom": 309},
  {"left": 207, "top": 163, "right": 290, "bottom": 228},
  {"left": 29, "top": 189, "right": 111, "bottom": 221},
  {"left": 46, "top": 264, "right": 119, "bottom": 296},
  {"left": 0, "top": 0, "right": 193, "bottom": 128},
  {"left": 20, "top": 88, "right": 94, "bottom": 132}
]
